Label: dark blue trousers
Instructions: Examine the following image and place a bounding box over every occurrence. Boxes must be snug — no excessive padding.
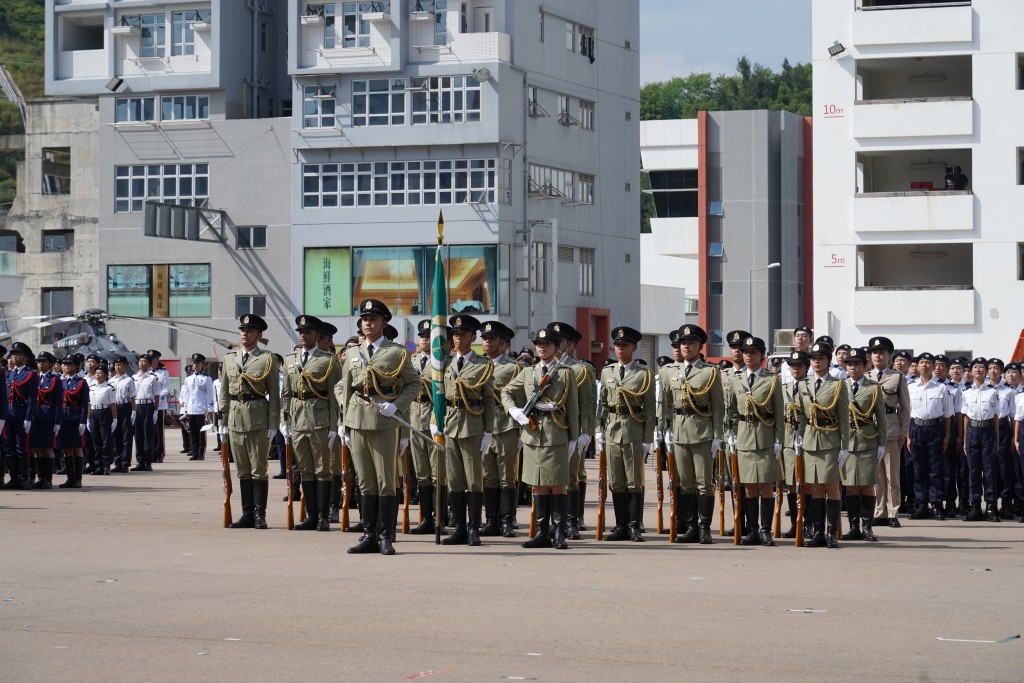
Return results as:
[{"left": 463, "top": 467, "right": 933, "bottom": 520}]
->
[
  {"left": 911, "top": 422, "right": 944, "bottom": 505},
  {"left": 997, "top": 418, "right": 1015, "bottom": 502},
  {"left": 942, "top": 416, "right": 960, "bottom": 505},
  {"left": 964, "top": 425, "right": 996, "bottom": 504}
]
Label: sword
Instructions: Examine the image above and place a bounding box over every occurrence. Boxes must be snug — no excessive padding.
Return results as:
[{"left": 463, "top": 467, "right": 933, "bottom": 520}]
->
[{"left": 355, "top": 392, "right": 445, "bottom": 451}]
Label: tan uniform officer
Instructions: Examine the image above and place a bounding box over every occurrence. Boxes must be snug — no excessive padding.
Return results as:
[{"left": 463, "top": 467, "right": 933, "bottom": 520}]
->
[
  {"left": 841, "top": 347, "right": 887, "bottom": 542},
  {"left": 659, "top": 324, "right": 725, "bottom": 544},
  {"left": 281, "top": 314, "right": 341, "bottom": 532},
  {"left": 720, "top": 329, "right": 751, "bottom": 533},
  {"left": 218, "top": 314, "right": 280, "bottom": 529},
  {"left": 597, "top": 326, "right": 656, "bottom": 541},
  {"left": 337, "top": 299, "right": 419, "bottom": 555},
  {"left": 797, "top": 341, "right": 850, "bottom": 548},
  {"left": 868, "top": 336, "right": 910, "bottom": 528},
  {"left": 501, "top": 327, "right": 580, "bottom": 550},
  {"left": 725, "top": 336, "right": 784, "bottom": 546},
  {"left": 479, "top": 321, "right": 521, "bottom": 538},
  {"left": 316, "top": 320, "right": 345, "bottom": 524},
  {"left": 409, "top": 319, "right": 440, "bottom": 535},
  {"left": 780, "top": 350, "right": 809, "bottom": 537}
]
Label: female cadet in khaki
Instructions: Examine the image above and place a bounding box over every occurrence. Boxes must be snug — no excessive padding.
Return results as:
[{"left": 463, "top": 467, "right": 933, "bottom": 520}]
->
[
  {"left": 501, "top": 327, "right": 580, "bottom": 550},
  {"left": 479, "top": 320, "right": 521, "bottom": 538},
  {"left": 840, "top": 347, "right": 888, "bottom": 542},
  {"left": 780, "top": 350, "right": 809, "bottom": 538},
  {"left": 725, "top": 336, "right": 785, "bottom": 547},
  {"left": 439, "top": 314, "right": 495, "bottom": 547},
  {"left": 596, "top": 326, "right": 656, "bottom": 542},
  {"left": 218, "top": 314, "right": 280, "bottom": 530},
  {"left": 658, "top": 324, "right": 725, "bottom": 544},
  {"left": 797, "top": 341, "right": 850, "bottom": 548},
  {"left": 337, "top": 299, "right": 419, "bottom": 556}
]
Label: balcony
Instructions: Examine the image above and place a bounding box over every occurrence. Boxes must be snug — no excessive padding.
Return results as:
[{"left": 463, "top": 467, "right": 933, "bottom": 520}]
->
[
  {"left": 854, "top": 286, "right": 974, "bottom": 326},
  {"left": 853, "top": 97, "right": 973, "bottom": 139},
  {"left": 410, "top": 32, "right": 510, "bottom": 64},
  {"left": 853, "top": 2, "right": 973, "bottom": 48},
  {"left": 57, "top": 49, "right": 108, "bottom": 79},
  {"left": 649, "top": 217, "right": 698, "bottom": 259},
  {"left": 853, "top": 190, "right": 973, "bottom": 232},
  {"left": 856, "top": 148, "right": 972, "bottom": 195}
]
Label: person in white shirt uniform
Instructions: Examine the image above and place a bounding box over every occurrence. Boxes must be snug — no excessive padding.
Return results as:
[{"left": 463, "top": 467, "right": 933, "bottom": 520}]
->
[
  {"left": 148, "top": 349, "right": 171, "bottom": 463},
  {"left": 907, "top": 353, "right": 953, "bottom": 520},
  {"left": 985, "top": 359, "right": 1017, "bottom": 519},
  {"left": 88, "top": 363, "right": 118, "bottom": 476},
  {"left": 110, "top": 356, "right": 136, "bottom": 473},
  {"left": 182, "top": 353, "right": 215, "bottom": 461},
  {"left": 960, "top": 358, "right": 1003, "bottom": 521},
  {"left": 778, "top": 325, "right": 813, "bottom": 385},
  {"left": 132, "top": 355, "right": 161, "bottom": 471}
]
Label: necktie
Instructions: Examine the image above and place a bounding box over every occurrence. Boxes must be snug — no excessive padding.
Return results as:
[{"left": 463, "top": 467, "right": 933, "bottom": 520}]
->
[
  {"left": 684, "top": 364, "right": 692, "bottom": 378},
  {"left": 301, "top": 351, "right": 308, "bottom": 366},
  {"left": 420, "top": 356, "right": 427, "bottom": 371},
  {"left": 367, "top": 344, "right": 374, "bottom": 358},
  {"left": 242, "top": 352, "right": 249, "bottom": 366},
  {"left": 457, "top": 356, "right": 465, "bottom": 373},
  {"left": 619, "top": 365, "right": 625, "bottom": 380},
  {"left": 853, "top": 382, "right": 859, "bottom": 396},
  {"left": 542, "top": 365, "right": 549, "bottom": 376},
  {"left": 815, "top": 378, "right": 822, "bottom": 393},
  {"left": 876, "top": 369, "right": 882, "bottom": 381},
  {"left": 747, "top": 373, "right": 755, "bottom": 388}
]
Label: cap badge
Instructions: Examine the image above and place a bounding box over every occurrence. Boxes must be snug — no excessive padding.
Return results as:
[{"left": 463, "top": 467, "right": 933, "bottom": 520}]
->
[
  {"left": 484, "top": 323, "right": 491, "bottom": 331},
  {"left": 683, "top": 327, "right": 691, "bottom": 335},
  {"left": 243, "top": 315, "right": 250, "bottom": 324},
  {"left": 455, "top": 317, "right": 462, "bottom": 327},
  {"left": 745, "top": 337, "right": 754, "bottom": 346},
  {"left": 539, "top": 330, "right": 547, "bottom": 338},
  {"left": 618, "top": 329, "right": 625, "bottom": 338},
  {"left": 299, "top": 316, "right": 306, "bottom": 325},
  {"left": 364, "top": 300, "right": 372, "bottom": 310}
]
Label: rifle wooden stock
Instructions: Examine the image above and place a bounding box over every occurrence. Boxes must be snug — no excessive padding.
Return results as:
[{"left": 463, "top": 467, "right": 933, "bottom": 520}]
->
[
  {"left": 773, "top": 474, "right": 783, "bottom": 538},
  {"left": 794, "top": 446, "right": 805, "bottom": 547},
  {"left": 596, "top": 447, "right": 607, "bottom": 539},
  {"left": 220, "top": 439, "right": 233, "bottom": 528},
  {"left": 667, "top": 448, "right": 677, "bottom": 543},
  {"left": 717, "top": 447, "right": 726, "bottom": 536},
  {"left": 529, "top": 494, "right": 537, "bottom": 537},
  {"left": 285, "top": 440, "right": 294, "bottom": 530},
  {"left": 730, "top": 449, "right": 741, "bottom": 545},
  {"left": 655, "top": 444, "right": 664, "bottom": 534},
  {"left": 402, "top": 443, "right": 411, "bottom": 534},
  {"left": 340, "top": 442, "right": 350, "bottom": 531}
]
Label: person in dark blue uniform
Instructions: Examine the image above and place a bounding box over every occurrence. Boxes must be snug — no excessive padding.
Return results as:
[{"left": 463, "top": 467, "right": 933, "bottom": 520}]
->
[
  {"left": 57, "top": 355, "right": 89, "bottom": 488},
  {"left": 28, "top": 351, "right": 63, "bottom": 489},
  {"left": 4, "top": 342, "right": 38, "bottom": 490}
]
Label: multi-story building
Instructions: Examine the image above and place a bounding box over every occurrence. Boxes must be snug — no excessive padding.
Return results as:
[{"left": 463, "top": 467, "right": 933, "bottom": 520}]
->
[
  {"left": 640, "top": 111, "right": 811, "bottom": 360},
  {"left": 813, "top": 0, "right": 1023, "bottom": 358},
  {"left": 288, "top": 0, "right": 640, "bottom": 361}
]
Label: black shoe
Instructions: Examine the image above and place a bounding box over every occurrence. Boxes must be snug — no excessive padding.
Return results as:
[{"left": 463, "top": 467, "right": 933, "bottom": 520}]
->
[
  {"left": 130, "top": 463, "right": 146, "bottom": 471},
  {"left": 888, "top": 517, "right": 901, "bottom": 528},
  {"left": 188, "top": 455, "right": 199, "bottom": 461},
  {"left": 329, "top": 505, "right": 340, "bottom": 524},
  {"left": 782, "top": 526, "right": 796, "bottom": 538},
  {"left": 522, "top": 495, "right": 552, "bottom": 548},
  {"left": 758, "top": 530, "right": 775, "bottom": 546},
  {"left": 740, "top": 531, "right": 761, "bottom": 545},
  {"left": 378, "top": 496, "right": 398, "bottom": 555},
  {"left": 552, "top": 494, "right": 569, "bottom": 550},
  {"left": 804, "top": 531, "right": 826, "bottom": 548},
  {"left": 862, "top": 519, "right": 878, "bottom": 542},
  {"left": 966, "top": 505, "right": 985, "bottom": 522},
  {"left": 986, "top": 504, "right": 1001, "bottom": 522},
  {"left": 294, "top": 482, "right": 319, "bottom": 530},
  {"left": 826, "top": 532, "right": 839, "bottom": 548},
  {"left": 272, "top": 472, "right": 287, "bottom": 479},
  {"left": 840, "top": 525, "right": 863, "bottom": 541},
  {"left": 697, "top": 496, "right": 715, "bottom": 545},
  {"left": 442, "top": 492, "right": 468, "bottom": 545},
  {"left": 253, "top": 481, "right": 269, "bottom": 529},
  {"left": 605, "top": 526, "right": 631, "bottom": 541},
  {"left": 909, "top": 505, "right": 931, "bottom": 520},
  {"left": 347, "top": 496, "right": 380, "bottom": 553},
  {"left": 467, "top": 491, "right": 483, "bottom": 547}
]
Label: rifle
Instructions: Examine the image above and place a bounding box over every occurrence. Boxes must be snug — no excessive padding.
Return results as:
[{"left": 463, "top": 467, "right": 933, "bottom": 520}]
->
[
  {"left": 794, "top": 441, "right": 805, "bottom": 547},
  {"left": 717, "top": 445, "right": 726, "bottom": 536},
  {"left": 729, "top": 441, "right": 741, "bottom": 545},
  {"left": 773, "top": 473, "right": 783, "bottom": 538},
  {"left": 529, "top": 493, "right": 537, "bottom": 538},
  {"left": 285, "top": 438, "right": 294, "bottom": 530},
  {"left": 220, "top": 437, "right": 232, "bottom": 528},
  {"left": 667, "top": 446, "right": 677, "bottom": 543},
  {"left": 340, "top": 440, "right": 351, "bottom": 531},
  {"left": 402, "top": 440, "right": 411, "bottom": 534},
  {"left": 596, "top": 445, "right": 607, "bottom": 539},
  {"left": 655, "top": 441, "right": 664, "bottom": 534},
  {"left": 521, "top": 357, "right": 569, "bottom": 431}
]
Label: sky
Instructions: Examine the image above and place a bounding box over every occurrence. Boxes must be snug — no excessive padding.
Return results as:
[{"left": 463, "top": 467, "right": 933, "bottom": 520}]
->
[{"left": 640, "top": 0, "right": 812, "bottom": 84}]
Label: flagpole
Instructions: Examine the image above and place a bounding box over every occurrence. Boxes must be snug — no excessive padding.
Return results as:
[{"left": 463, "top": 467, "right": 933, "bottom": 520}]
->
[{"left": 431, "top": 210, "right": 448, "bottom": 545}]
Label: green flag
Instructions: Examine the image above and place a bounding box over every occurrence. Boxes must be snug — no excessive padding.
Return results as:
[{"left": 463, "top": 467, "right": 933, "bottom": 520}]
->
[{"left": 430, "top": 211, "right": 448, "bottom": 429}]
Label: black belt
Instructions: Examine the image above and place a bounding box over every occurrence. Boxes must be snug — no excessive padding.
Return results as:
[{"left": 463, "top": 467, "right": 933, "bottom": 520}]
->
[
  {"left": 968, "top": 418, "right": 994, "bottom": 428},
  {"left": 815, "top": 418, "right": 837, "bottom": 428},
  {"left": 136, "top": 399, "right": 154, "bottom": 404},
  {"left": 116, "top": 402, "right": 132, "bottom": 406},
  {"left": 885, "top": 406, "right": 897, "bottom": 414},
  {"left": 447, "top": 399, "right": 482, "bottom": 408},
  {"left": 912, "top": 418, "right": 940, "bottom": 427},
  {"left": 295, "top": 394, "right": 323, "bottom": 401},
  {"left": 673, "top": 405, "right": 703, "bottom": 416},
  {"left": 414, "top": 396, "right": 431, "bottom": 403},
  {"left": 610, "top": 405, "right": 644, "bottom": 415},
  {"left": 230, "top": 393, "right": 266, "bottom": 402},
  {"left": 998, "top": 417, "right": 1011, "bottom": 426}
]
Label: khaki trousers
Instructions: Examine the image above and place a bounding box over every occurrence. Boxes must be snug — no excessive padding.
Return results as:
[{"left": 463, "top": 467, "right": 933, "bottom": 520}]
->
[
  {"left": 230, "top": 429, "right": 270, "bottom": 481},
  {"left": 874, "top": 436, "right": 901, "bottom": 517}
]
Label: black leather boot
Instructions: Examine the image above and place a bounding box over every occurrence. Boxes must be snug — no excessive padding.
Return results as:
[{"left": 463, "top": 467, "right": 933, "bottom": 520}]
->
[
  {"left": 678, "top": 493, "right": 700, "bottom": 543},
  {"left": 566, "top": 489, "right": 581, "bottom": 540},
  {"left": 479, "top": 487, "right": 501, "bottom": 536},
  {"left": 499, "top": 487, "right": 517, "bottom": 537},
  {"left": 841, "top": 494, "right": 862, "bottom": 540},
  {"left": 861, "top": 495, "right": 877, "bottom": 541},
  {"left": 378, "top": 495, "right": 397, "bottom": 555},
  {"left": 33, "top": 458, "right": 53, "bottom": 489},
  {"left": 316, "top": 480, "right": 332, "bottom": 531},
  {"left": 72, "top": 456, "right": 84, "bottom": 488},
  {"left": 605, "top": 492, "right": 631, "bottom": 541},
  {"left": 740, "top": 497, "right": 762, "bottom": 545},
  {"left": 577, "top": 482, "right": 588, "bottom": 531},
  {"left": 59, "top": 456, "right": 77, "bottom": 488},
  {"left": 442, "top": 491, "right": 468, "bottom": 545},
  {"left": 253, "top": 479, "right": 269, "bottom": 529},
  {"left": 552, "top": 493, "right": 569, "bottom": 549},
  {"left": 804, "top": 498, "right": 826, "bottom": 547},
  {"left": 522, "top": 494, "right": 552, "bottom": 548},
  {"left": 698, "top": 495, "right": 715, "bottom": 544},
  {"left": 985, "top": 502, "right": 1001, "bottom": 522},
  {"left": 347, "top": 495, "right": 380, "bottom": 553},
  {"left": 803, "top": 493, "right": 814, "bottom": 538},
  {"left": 628, "top": 492, "right": 645, "bottom": 542},
  {"left": 3, "top": 459, "right": 21, "bottom": 489},
  {"left": 411, "top": 484, "right": 436, "bottom": 534},
  {"left": 783, "top": 492, "right": 797, "bottom": 538},
  {"left": 758, "top": 497, "right": 776, "bottom": 546},
  {"left": 229, "top": 479, "right": 256, "bottom": 528},
  {"left": 329, "top": 475, "right": 342, "bottom": 523},
  {"left": 467, "top": 491, "right": 483, "bottom": 546},
  {"left": 294, "top": 482, "right": 319, "bottom": 530},
  {"left": 826, "top": 499, "right": 842, "bottom": 548}
]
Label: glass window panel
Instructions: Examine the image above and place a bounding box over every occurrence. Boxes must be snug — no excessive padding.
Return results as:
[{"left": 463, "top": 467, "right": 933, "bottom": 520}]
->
[
  {"left": 107, "top": 265, "right": 152, "bottom": 317},
  {"left": 168, "top": 264, "right": 211, "bottom": 317}
]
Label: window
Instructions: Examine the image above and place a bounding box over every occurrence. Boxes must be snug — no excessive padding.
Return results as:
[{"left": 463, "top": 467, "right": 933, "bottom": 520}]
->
[
  {"left": 410, "top": 75, "right": 481, "bottom": 124},
  {"left": 168, "top": 264, "right": 212, "bottom": 317},
  {"left": 41, "top": 288, "right": 74, "bottom": 344},
  {"left": 282, "top": 99, "right": 293, "bottom": 117},
  {"left": 528, "top": 163, "right": 594, "bottom": 204},
  {"left": 236, "top": 295, "right": 267, "bottom": 317},
  {"left": 108, "top": 265, "right": 152, "bottom": 317},
  {"left": 577, "top": 174, "right": 594, "bottom": 205},
  {"left": 160, "top": 95, "right": 210, "bottom": 121},
  {"left": 130, "top": 14, "right": 166, "bottom": 58},
  {"left": 352, "top": 78, "right": 405, "bottom": 126},
  {"left": 115, "top": 96, "right": 156, "bottom": 123},
  {"left": 565, "top": 22, "right": 576, "bottom": 52},
  {"left": 684, "top": 297, "right": 699, "bottom": 315},
  {"left": 708, "top": 242, "right": 724, "bottom": 257},
  {"left": 41, "top": 147, "right": 71, "bottom": 195},
  {"left": 326, "top": 2, "right": 379, "bottom": 48},
  {"left": 580, "top": 100, "right": 594, "bottom": 131},
  {"left": 647, "top": 169, "right": 698, "bottom": 218},
  {"left": 579, "top": 26, "right": 595, "bottom": 61},
  {"left": 557, "top": 94, "right": 569, "bottom": 117},
  {"left": 428, "top": 0, "right": 449, "bottom": 45},
  {"left": 530, "top": 241, "right": 548, "bottom": 293},
  {"left": 303, "top": 158, "right": 504, "bottom": 208},
  {"left": 171, "top": 10, "right": 209, "bottom": 56},
  {"left": 237, "top": 226, "right": 267, "bottom": 249},
  {"left": 42, "top": 230, "right": 74, "bottom": 253},
  {"left": 303, "top": 84, "right": 337, "bottom": 127},
  {"left": 115, "top": 163, "right": 209, "bottom": 213},
  {"left": 527, "top": 86, "right": 540, "bottom": 117},
  {"left": 579, "top": 247, "right": 595, "bottom": 297},
  {"left": 709, "top": 281, "right": 724, "bottom": 296}
]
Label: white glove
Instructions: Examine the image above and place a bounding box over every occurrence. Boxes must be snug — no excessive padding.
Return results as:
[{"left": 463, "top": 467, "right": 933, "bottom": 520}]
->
[
  {"left": 877, "top": 445, "right": 886, "bottom": 463},
  {"left": 728, "top": 435, "right": 737, "bottom": 449},
  {"left": 567, "top": 439, "right": 577, "bottom": 456},
  {"left": 642, "top": 442, "right": 652, "bottom": 456},
  {"left": 595, "top": 432, "right": 605, "bottom": 451},
  {"left": 665, "top": 431, "right": 674, "bottom": 448},
  {"left": 794, "top": 435, "right": 803, "bottom": 449},
  {"left": 267, "top": 428, "right": 275, "bottom": 440},
  {"left": 399, "top": 437, "right": 409, "bottom": 453},
  {"left": 111, "top": 418, "right": 118, "bottom": 431},
  {"left": 654, "top": 430, "right": 663, "bottom": 444},
  {"left": 480, "top": 432, "right": 492, "bottom": 453},
  {"left": 78, "top": 424, "right": 86, "bottom": 436},
  {"left": 131, "top": 411, "right": 137, "bottom": 425},
  {"left": 219, "top": 425, "right": 228, "bottom": 436},
  {"left": 773, "top": 441, "right": 783, "bottom": 456},
  {"left": 429, "top": 423, "right": 440, "bottom": 438},
  {"left": 378, "top": 401, "right": 398, "bottom": 417},
  {"left": 280, "top": 424, "right": 291, "bottom": 440},
  {"left": 509, "top": 407, "right": 530, "bottom": 426},
  {"left": 152, "top": 411, "right": 159, "bottom": 424},
  {"left": 327, "top": 431, "right": 337, "bottom": 448},
  {"left": 341, "top": 429, "right": 351, "bottom": 448},
  {"left": 23, "top": 420, "right": 31, "bottom": 433},
  {"left": 837, "top": 450, "right": 848, "bottom": 468},
  {"left": 576, "top": 433, "right": 591, "bottom": 455},
  {"left": 711, "top": 438, "right": 722, "bottom": 454}
]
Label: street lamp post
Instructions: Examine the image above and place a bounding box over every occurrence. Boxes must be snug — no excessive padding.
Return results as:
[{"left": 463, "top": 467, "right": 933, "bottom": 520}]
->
[{"left": 748, "top": 262, "right": 782, "bottom": 336}]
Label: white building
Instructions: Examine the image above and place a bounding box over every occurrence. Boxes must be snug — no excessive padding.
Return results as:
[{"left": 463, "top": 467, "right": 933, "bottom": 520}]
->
[{"left": 813, "top": 0, "right": 1023, "bottom": 359}]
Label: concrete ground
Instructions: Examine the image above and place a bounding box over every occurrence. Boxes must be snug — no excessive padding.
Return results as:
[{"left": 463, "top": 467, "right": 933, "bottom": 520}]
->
[{"left": 1, "top": 430, "right": 1021, "bottom": 682}]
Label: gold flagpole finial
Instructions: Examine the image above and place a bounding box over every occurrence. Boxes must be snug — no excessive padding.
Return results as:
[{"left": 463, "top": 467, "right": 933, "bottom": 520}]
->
[{"left": 437, "top": 209, "right": 445, "bottom": 245}]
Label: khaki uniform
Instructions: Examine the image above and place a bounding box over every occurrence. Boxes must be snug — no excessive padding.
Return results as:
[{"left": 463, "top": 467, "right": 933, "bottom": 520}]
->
[
  {"left": 442, "top": 352, "right": 495, "bottom": 492},
  {"left": 483, "top": 356, "right": 521, "bottom": 488},
  {"left": 599, "top": 361, "right": 656, "bottom": 492},
  {"left": 871, "top": 368, "right": 911, "bottom": 518},
  {"left": 844, "top": 378, "right": 888, "bottom": 486},
  {"left": 659, "top": 359, "right": 725, "bottom": 494},
  {"left": 409, "top": 352, "right": 437, "bottom": 485},
  {"left": 281, "top": 348, "right": 341, "bottom": 482},
  {"left": 781, "top": 381, "right": 802, "bottom": 485},
  {"left": 726, "top": 369, "right": 784, "bottom": 483},
  {"left": 218, "top": 348, "right": 280, "bottom": 480},
  {"left": 796, "top": 375, "right": 850, "bottom": 484},
  {"left": 569, "top": 360, "right": 596, "bottom": 489}
]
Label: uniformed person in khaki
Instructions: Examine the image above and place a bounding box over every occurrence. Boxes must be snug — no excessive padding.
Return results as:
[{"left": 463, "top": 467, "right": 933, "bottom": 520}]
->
[
  {"left": 725, "top": 336, "right": 784, "bottom": 547},
  {"left": 597, "top": 326, "right": 655, "bottom": 542},
  {"left": 841, "top": 347, "right": 887, "bottom": 542},
  {"left": 797, "top": 341, "right": 850, "bottom": 548},
  {"left": 337, "top": 299, "right": 419, "bottom": 555},
  {"left": 780, "top": 350, "right": 809, "bottom": 537},
  {"left": 409, "top": 319, "right": 441, "bottom": 535},
  {"left": 868, "top": 336, "right": 911, "bottom": 528},
  {"left": 218, "top": 314, "right": 280, "bottom": 529},
  {"left": 479, "top": 320, "right": 521, "bottom": 538},
  {"left": 436, "top": 314, "right": 495, "bottom": 546},
  {"left": 316, "top": 320, "right": 346, "bottom": 524},
  {"left": 659, "top": 324, "right": 725, "bottom": 544},
  {"left": 281, "top": 314, "right": 342, "bottom": 532},
  {"left": 502, "top": 327, "right": 580, "bottom": 550}
]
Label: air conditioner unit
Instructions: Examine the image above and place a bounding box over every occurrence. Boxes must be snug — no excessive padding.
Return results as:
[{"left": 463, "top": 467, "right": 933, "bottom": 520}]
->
[{"left": 773, "top": 329, "right": 795, "bottom": 351}]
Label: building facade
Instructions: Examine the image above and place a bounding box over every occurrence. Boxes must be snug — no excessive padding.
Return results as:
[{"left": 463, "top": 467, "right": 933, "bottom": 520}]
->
[{"left": 813, "top": 0, "right": 1022, "bottom": 358}]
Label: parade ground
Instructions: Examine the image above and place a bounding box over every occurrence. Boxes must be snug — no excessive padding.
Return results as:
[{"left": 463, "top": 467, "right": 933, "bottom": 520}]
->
[{"left": 1, "top": 431, "right": 1021, "bottom": 682}]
